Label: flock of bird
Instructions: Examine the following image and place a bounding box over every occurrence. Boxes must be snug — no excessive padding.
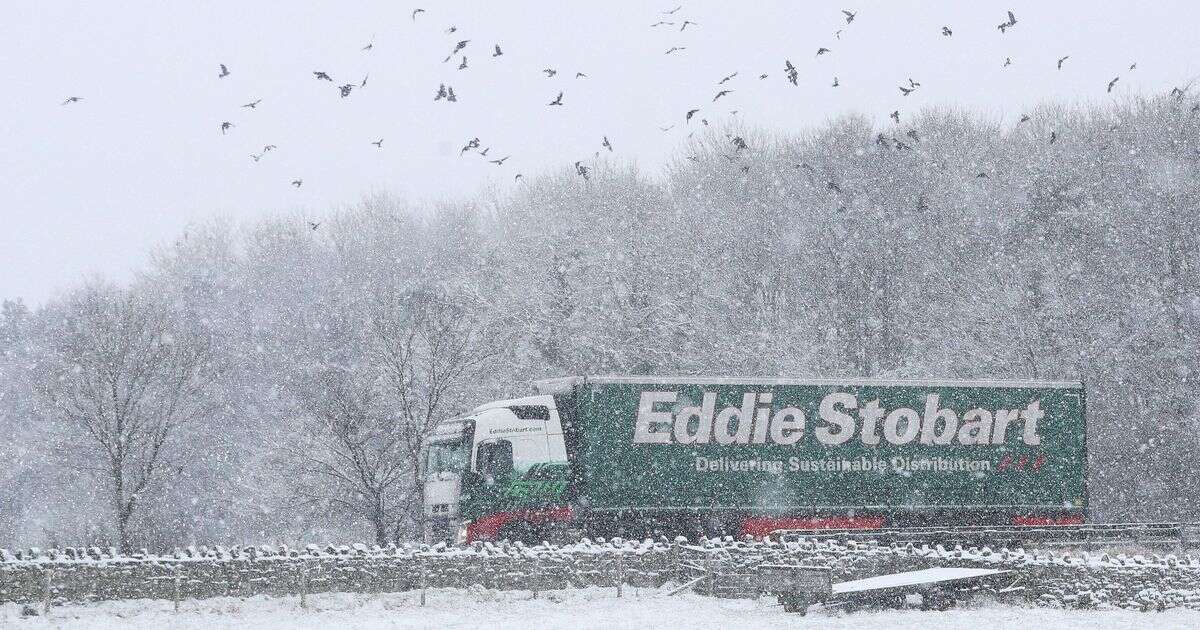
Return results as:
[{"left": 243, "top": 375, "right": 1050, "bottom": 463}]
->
[{"left": 56, "top": 6, "right": 1175, "bottom": 214}]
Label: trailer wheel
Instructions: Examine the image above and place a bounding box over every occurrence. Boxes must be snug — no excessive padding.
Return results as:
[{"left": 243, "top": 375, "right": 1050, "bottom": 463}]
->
[
  {"left": 921, "top": 589, "right": 956, "bottom": 611},
  {"left": 779, "top": 594, "right": 809, "bottom": 614}
]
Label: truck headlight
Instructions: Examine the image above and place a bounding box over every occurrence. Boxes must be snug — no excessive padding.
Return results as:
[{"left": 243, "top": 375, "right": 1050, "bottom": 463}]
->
[{"left": 456, "top": 521, "right": 471, "bottom": 545}]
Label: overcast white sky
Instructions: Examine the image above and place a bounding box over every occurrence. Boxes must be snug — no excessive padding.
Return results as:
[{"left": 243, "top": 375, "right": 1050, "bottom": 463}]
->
[{"left": 3, "top": 1, "right": 1198, "bottom": 305}]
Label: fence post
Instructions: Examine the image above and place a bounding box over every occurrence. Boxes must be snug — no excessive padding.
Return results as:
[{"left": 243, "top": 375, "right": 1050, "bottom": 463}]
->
[
  {"left": 616, "top": 552, "right": 624, "bottom": 598},
  {"left": 674, "top": 541, "right": 683, "bottom": 584},
  {"left": 419, "top": 554, "right": 427, "bottom": 607},
  {"left": 531, "top": 554, "right": 540, "bottom": 599},
  {"left": 173, "top": 565, "right": 182, "bottom": 613},
  {"left": 42, "top": 569, "right": 53, "bottom": 616},
  {"left": 705, "top": 551, "right": 714, "bottom": 597},
  {"left": 299, "top": 566, "right": 308, "bottom": 610}
]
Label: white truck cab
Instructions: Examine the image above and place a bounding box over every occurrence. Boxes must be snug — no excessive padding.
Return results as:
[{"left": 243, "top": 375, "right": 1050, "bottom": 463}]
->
[{"left": 422, "top": 395, "right": 567, "bottom": 542}]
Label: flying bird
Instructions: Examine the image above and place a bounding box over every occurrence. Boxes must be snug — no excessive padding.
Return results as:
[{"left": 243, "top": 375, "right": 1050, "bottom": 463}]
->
[
  {"left": 435, "top": 84, "right": 448, "bottom": 100},
  {"left": 444, "top": 40, "right": 470, "bottom": 62},
  {"left": 218, "top": 64, "right": 230, "bottom": 78},
  {"left": 361, "top": 74, "right": 369, "bottom": 88},
  {"left": 242, "top": 99, "right": 262, "bottom": 108},
  {"left": 489, "top": 156, "right": 510, "bottom": 165},
  {"left": 574, "top": 161, "right": 591, "bottom": 180},
  {"left": 602, "top": 136, "right": 613, "bottom": 151},
  {"left": 759, "top": 73, "right": 768, "bottom": 79},
  {"left": 447, "top": 25, "right": 457, "bottom": 33},
  {"left": 314, "top": 71, "right": 332, "bottom": 81},
  {"left": 493, "top": 44, "right": 503, "bottom": 57},
  {"left": 686, "top": 108, "right": 699, "bottom": 122},
  {"left": 906, "top": 129, "right": 919, "bottom": 141},
  {"left": 718, "top": 72, "right": 737, "bottom": 84},
  {"left": 1129, "top": 62, "right": 1137, "bottom": 71},
  {"left": 1057, "top": 55, "right": 1069, "bottom": 70},
  {"left": 292, "top": 179, "right": 304, "bottom": 188},
  {"left": 575, "top": 72, "right": 587, "bottom": 78},
  {"left": 515, "top": 173, "right": 523, "bottom": 181},
  {"left": 458, "top": 56, "right": 468, "bottom": 70},
  {"left": 61, "top": 96, "right": 83, "bottom": 105},
  {"left": 665, "top": 46, "right": 687, "bottom": 54},
  {"left": 548, "top": 92, "right": 564, "bottom": 106},
  {"left": 479, "top": 147, "right": 490, "bottom": 156},
  {"left": 339, "top": 84, "right": 353, "bottom": 97},
  {"left": 308, "top": 222, "right": 320, "bottom": 230},
  {"left": 543, "top": 68, "right": 557, "bottom": 77},
  {"left": 899, "top": 86, "right": 915, "bottom": 96},
  {"left": 890, "top": 110, "right": 900, "bottom": 123},
  {"left": 650, "top": 21, "right": 674, "bottom": 27},
  {"left": 713, "top": 89, "right": 732, "bottom": 101},
  {"left": 220, "top": 121, "right": 234, "bottom": 134},
  {"left": 842, "top": 10, "right": 856, "bottom": 23},
  {"left": 250, "top": 153, "right": 262, "bottom": 162},
  {"left": 680, "top": 20, "right": 698, "bottom": 31},
  {"left": 371, "top": 138, "right": 383, "bottom": 148},
  {"left": 460, "top": 137, "right": 481, "bottom": 155},
  {"left": 411, "top": 8, "right": 425, "bottom": 20},
  {"left": 663, "top": 5, "right": 682, "bottom": 14},
  {"left": 447, "top": 87, "right": 457, "bottom": 102},
  {"left": 362, "top": 40, "right": 374, "bottom": 52},
  {"left": 976, "top": 172, "right": 989, "bottom": 178},
  {"left": 1107, "top": 76, "right": 1120, "bottom": 93},
  {"left": 732, "top": 136, "right": 747, "bottom": 151},
  {"left": 816, "top": 47, "right": 830, "bottom": 57},
  {"left": 1050, "top": 131, "right": 1058, "bottom": 144},
  {"left": 827, "top": 181, "right": 842, "bottom": 193},
  {"left": 835, "top": 29, "right": 843, "bottom": 39},
  {"left": 941, "top": 26, "right": 952, "bottom": 36},
  {"left": 1019, "top": 114, "right": 1030, "bottom": 123},
  {"left": 997, "top": 10, "right": 1017, "bottom": 33},
  {"left": 1003, "top": 57, "right": 1012, "bottom": 67},
  {"left": 659, "top": 124, "right": 675, "bottom": 131},
  {"left": 785, "top": 60, "right": 798, "bottom": 85},
  {"left": 831, "top": 76, "right": 839, "bottom": 87},
  {"left": 263, "top": 144, "right": 277, "bottom": 152},
  {"left": 908, "top": 78, "right": 921, "bottom": 87}
]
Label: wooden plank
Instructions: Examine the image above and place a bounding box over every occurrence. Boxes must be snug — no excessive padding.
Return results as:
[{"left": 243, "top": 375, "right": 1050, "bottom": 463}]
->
[{"left": 833, "top": 568, "right": 1011, "bottom": 594}]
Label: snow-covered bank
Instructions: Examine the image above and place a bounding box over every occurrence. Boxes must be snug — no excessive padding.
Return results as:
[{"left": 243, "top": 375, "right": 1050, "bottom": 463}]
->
[{"left": 3, "top": 587, "right": 1199, "bottom": 630}]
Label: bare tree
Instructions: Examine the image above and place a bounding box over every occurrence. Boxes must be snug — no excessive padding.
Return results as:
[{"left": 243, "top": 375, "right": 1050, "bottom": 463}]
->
[
  {"left": 34, "top": 282, "right": 213, "bottom": 552},
  {"left": 290, "top": 367, "right": 410, "bottom": 545},
  {"left": 288, "top": 287, "right": 494, "bottom": 542},
  {"left": 372, "top": 288, "right": 496, "bottom": 538}
]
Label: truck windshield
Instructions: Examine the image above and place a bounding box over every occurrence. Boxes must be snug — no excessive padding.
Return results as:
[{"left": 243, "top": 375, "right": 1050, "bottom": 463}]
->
[{"left": 425, "top": 439, "right": 470, "bottom": 477}]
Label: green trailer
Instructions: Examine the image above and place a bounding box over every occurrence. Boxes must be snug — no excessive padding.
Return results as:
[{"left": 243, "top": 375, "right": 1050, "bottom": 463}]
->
[{"left": 423, "top": 376, "right": 1086, "bottom": 543}]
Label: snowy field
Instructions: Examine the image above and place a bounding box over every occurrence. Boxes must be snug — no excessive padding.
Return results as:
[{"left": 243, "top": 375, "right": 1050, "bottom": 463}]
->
[{"left": 4, "top": 586, "right": 1200, "bottom": 630}]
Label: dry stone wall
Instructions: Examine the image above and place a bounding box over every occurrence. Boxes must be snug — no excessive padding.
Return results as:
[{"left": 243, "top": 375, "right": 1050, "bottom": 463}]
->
[{"left": 3, "top": 537, "right": 1200, "bottom": 611}]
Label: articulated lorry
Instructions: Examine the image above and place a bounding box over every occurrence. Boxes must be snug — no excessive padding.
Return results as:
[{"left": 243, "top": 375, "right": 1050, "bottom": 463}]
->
[{"left": 422, "top": 376, "right": 1087, "bottom": 543}]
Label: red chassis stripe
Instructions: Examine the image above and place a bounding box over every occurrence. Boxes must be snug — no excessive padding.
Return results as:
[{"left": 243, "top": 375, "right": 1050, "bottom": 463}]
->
[{"left": 466, "top": 506, "right": 574, "bottom": 542}]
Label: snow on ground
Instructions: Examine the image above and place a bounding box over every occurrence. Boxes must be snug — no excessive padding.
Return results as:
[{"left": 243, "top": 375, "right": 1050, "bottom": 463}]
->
[{"left": 4, "top": 586, "right": 1200, "bottom": 630}]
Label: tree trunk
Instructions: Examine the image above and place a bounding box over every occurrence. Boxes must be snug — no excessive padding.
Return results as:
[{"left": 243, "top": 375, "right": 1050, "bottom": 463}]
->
[{"left": 112, "top": 462, "right": 131, "bottom": 554}]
